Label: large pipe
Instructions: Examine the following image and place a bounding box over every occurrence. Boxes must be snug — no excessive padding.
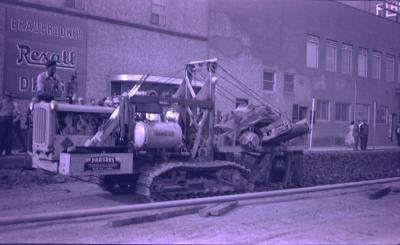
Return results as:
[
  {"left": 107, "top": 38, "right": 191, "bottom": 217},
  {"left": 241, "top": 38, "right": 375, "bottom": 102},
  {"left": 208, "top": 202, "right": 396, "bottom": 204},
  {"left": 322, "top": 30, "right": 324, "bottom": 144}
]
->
[{"left": 1, "top": 176, "right": 400, "bottom": 226}]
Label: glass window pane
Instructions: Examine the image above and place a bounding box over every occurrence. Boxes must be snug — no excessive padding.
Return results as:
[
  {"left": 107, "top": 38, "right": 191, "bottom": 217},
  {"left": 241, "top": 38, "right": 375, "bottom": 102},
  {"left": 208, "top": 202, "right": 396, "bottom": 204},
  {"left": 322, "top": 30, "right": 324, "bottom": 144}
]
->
[
  {"left": 342, "top": 44, "right": 352, "bottom": 74},
  {"left": 306, "top": 35, "right": 319, "bottom": 68},
  {"left": 386, "top": 55, "right": 394, "bottom": 82},
  {"left": 316, "top": 100, "right": 330, "bottom": 121},
  {"left": 372, "top": 52, "right": 381, "bottom": 80},
  {"left": 376, "top": 106, "right": 387, "bottom": 124},
  {"left": 355, "top": 104, "right": 369, "bottom": 123},
  {"left": 358, "top": 48, "right": 367, "bottom": 77},
  {"left": 326, "top": 41, "right": 337, "bottom": 72},
  {"left": 284, "top": 74, "right": 294, "bottom": 92},
  {"left": 335, "top": 103, "right": 350, "bottom": 121},
  {"left": 263, "top": 71, "right": 275, "bottom": 91}
]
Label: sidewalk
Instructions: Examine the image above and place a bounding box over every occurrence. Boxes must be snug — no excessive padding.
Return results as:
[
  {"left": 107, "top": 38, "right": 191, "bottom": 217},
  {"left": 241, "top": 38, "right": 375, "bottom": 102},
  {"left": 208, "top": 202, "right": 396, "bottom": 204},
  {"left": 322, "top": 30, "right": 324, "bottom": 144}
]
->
[
  {"left": 1, "top": 146, "right": 399, "bottom": 170},
  {"left": 306, "top": 145, "right": 400, "bottom": 152},
  {"left": 0, "top": 150, "right": 32, "bottom": 169}
]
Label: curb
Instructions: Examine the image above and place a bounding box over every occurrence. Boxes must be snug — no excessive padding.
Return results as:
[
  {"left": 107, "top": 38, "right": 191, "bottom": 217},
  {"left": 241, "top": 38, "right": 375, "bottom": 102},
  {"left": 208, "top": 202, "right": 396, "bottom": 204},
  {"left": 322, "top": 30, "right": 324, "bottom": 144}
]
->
[{"left": 0, "top": 154, "right": 32, "bottom": 169}]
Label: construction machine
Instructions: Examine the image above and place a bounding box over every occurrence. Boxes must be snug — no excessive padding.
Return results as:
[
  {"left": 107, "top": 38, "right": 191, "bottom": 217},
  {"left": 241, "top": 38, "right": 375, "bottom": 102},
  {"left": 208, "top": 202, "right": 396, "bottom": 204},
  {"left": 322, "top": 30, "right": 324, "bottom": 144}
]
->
[{"left": 31, "top": 59, "right": 309, "bottom": 200}]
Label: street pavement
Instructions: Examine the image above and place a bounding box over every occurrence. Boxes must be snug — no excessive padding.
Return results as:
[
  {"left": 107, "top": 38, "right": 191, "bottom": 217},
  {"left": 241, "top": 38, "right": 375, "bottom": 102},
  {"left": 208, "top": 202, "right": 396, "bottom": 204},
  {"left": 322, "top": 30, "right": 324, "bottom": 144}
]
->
[{"left": 0, "top": 181, "right": 399, "bottom": 244}]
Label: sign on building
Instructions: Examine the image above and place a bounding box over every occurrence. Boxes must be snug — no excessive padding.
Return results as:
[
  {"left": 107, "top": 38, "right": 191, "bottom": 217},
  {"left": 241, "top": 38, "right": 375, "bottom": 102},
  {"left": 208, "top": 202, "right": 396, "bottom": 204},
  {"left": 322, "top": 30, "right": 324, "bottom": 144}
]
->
[
  {"left": 376, "top": 0, "right": 400, "bottom": 20},
  {"left": 4, "top": 7, "right": 87, "bottom": 99}
]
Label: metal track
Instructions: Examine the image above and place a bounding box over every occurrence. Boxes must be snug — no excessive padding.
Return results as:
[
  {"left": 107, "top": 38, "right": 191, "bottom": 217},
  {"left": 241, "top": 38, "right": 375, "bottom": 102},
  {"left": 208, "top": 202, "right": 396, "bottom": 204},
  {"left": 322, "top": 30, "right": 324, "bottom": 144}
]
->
[{"left": 136, "top": 160, "right": 250, "bottom": 201}]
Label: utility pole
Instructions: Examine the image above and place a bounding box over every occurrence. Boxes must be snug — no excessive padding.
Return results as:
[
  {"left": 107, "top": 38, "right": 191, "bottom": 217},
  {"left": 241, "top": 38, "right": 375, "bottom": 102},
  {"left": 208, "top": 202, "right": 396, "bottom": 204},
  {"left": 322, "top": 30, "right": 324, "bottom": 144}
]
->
[
  {"left": 373, "top": 101, "right": 376, "bottom": 149},
  {"left": 309, "top": 98, "right": 315, "bottom": 149},
  {"left": 353, "top": 80, "right": 357, "bottom": 121}
]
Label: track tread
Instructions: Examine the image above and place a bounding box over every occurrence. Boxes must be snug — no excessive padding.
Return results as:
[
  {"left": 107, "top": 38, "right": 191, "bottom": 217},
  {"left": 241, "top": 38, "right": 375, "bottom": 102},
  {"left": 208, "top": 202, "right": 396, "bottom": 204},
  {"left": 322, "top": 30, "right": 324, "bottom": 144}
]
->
[{"left": 136, "top": 161, "right": 249, "bottom": 199}]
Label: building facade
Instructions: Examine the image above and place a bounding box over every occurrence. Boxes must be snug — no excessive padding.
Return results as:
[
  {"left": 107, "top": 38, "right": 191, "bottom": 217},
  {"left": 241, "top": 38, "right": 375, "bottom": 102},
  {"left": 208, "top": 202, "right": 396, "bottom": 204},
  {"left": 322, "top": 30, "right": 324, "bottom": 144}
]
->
[
  {"left": 209, "top": 0, "right": 400, "bottom": 147},
  {"left": 0, "top": 0, "right": 209, "bottom": 110},
  {"left": 0, "top": 0, "right": 399, "bottom": 147}
]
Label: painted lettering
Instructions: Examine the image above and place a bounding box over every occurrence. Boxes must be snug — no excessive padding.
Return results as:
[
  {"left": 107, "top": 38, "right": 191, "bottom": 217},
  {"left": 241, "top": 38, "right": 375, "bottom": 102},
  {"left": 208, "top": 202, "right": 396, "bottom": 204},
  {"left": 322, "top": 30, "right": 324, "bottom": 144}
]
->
[
  {"left": 9, "top": 17, "right": 84, "bottom": 41},
  {"left": 16, "top": 44, "right": 76, "bottom": 69}
]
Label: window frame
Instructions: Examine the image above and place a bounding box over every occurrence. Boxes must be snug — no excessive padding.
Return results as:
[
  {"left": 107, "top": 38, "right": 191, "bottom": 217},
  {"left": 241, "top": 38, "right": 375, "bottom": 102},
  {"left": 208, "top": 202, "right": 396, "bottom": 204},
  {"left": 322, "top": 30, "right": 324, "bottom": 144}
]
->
[
  {"left": 334, "top": 102, "right": 350, "bottom": 122},
  {"left": 325, "top": 40, "right": 337, "bottom": 72},
  {"left": 342, "top": 44, "right": 353, "bottom": 75},
  {"left": 263, "top": 70, "right": 276, "bottom": 92},
  {"left": 151, "top": 0, "right": 167, "bottom": 26},
  {"left": 375, "top": 105, "right": 388, "bottom": 124},
  {"left": 385, "top": 54, "right": 395, "bottom": 82},
  {"left": 306, "top": 35, "right": 319, "bottom": 69},
  {"left": 283, "top": 73, "right": 295, "bottom": 92},
  {"left": 355, "top": 103, "right": 370, "bottom": 124},
  {"left": 398, "top": 56, "right": 400, "bottom": 83},
  {"left": 315, "top": 99, "right": 330, "bottom": 122},
  {"left": 371, "top": 51, "right": 382, "bottom": 80},
  {"left": 358, "top": 48, "right": 368, "bottom": 78}
]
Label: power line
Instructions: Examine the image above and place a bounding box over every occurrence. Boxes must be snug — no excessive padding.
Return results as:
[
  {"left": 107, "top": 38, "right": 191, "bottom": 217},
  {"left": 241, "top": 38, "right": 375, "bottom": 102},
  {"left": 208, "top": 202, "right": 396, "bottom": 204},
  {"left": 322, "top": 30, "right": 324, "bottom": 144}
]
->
[{"left": 218, "top": 64, "right": 282, "bottom": 115}]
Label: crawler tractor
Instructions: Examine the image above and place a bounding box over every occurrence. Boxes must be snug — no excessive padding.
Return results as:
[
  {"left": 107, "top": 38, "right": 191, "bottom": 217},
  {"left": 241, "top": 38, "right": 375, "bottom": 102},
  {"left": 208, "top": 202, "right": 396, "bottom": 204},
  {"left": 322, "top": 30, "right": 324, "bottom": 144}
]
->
[{"left": 31, "top": 59, "right": 309, "bottom": 200}]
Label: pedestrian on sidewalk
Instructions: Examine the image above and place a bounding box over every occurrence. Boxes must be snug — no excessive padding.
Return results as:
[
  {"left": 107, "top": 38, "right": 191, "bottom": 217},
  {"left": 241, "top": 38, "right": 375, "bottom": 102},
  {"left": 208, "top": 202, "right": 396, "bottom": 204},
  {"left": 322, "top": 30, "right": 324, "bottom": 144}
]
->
[
  {"left": 359, "top": 120, "right": 369, "bottom": 150},
  {"left": 345, "top": 121, "right": 355, "bottom": 148},
  {"left": 396, "top": 123, "right": 400, "bottom": 147},
  {"left": 352, "top": 120, "right": 360, "bottom": 151},
  {"left": 12, "top": 101, "right": 27, "bottom": 153},
  {"left": 0, "top": 92, "right": 15, "bottom": 156}
]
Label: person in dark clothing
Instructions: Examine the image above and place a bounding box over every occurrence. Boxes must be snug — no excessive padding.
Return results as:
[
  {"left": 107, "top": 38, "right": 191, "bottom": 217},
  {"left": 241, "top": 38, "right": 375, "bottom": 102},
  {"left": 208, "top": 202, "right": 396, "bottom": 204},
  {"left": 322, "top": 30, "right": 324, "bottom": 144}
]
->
[
  {"left": 12, "top": 101, "right": 27, "bottom": 152},
  {"left": 25, "top": 106, "right": 33, "bottom": 153},
  {"left": 0, "top": 93, "right": 15, "bottom": 155},
  {"left": 352, "top": 120, "right": 360, "bottom": 151},
  {"left": 359, "top": 120, "right": 369, "bottom": 150}
]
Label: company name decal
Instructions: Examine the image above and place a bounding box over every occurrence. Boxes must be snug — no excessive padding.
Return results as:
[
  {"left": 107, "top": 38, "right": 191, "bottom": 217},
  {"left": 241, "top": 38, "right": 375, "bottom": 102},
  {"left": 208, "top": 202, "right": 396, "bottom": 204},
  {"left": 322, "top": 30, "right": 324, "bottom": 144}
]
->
[
  {"left": 17, "top": 44, "right": 76, "bottom": 69},
  {"left": 10, "top": 17, "right": 84, "bottom": 41},
  {"left": 84, "top": 156, "right": 121, "bottom": 171}
]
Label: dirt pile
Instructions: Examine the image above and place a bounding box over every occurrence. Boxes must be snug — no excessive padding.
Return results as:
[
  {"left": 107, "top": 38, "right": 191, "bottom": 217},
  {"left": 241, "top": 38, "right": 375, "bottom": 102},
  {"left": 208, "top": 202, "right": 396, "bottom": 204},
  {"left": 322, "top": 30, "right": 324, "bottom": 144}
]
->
[{"left": 0, "top": 169, "right": 76, "bottom": 189}]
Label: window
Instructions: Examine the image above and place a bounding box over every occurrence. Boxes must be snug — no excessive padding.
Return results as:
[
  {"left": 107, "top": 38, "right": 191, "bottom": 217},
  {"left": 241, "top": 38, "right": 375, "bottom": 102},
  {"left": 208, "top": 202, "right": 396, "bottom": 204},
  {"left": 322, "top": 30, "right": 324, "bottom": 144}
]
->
[
  {"left": 325, "top": 40, "right": 337, "bottom": 72},
  {"left": 342, "top": 44, "right": 353, "bottom": 74},
  {"left": 335, "top": 102, "right": 350, "bottom": 122},
  {"left": 306, "top": 35, "right": 319, "bottom": 68},
  {"left": 376, "top": 105, "right": 388, "bottom": 124},
  {"left": 386, "top": 54, "right": 395, "bottom": 82},
  {"left": 292, "top": 104, "right": 308, "bottom": 122},
  {"left": 235, "top": 98, "right": 248, "bottom": 107},
  {"left": 398, "top": 57, "right": 400, "bottom": 82},
  {"left": 263, "top": 71, "right": 275, "bottom": 92},
  {"left": 284, "top": 73, "right": 294, "bottom": 92},
  {"left": 151, "top": 0, "right": 166, "bottom": 26},
  {"left": 371, "top": 51, "right": 381, "bottom": 80},
  {"left": 355, "top": 104, "right": 369, "bottom": 123},
  {"left": 315, "top": 100, "right": 330, "bottom": 121},
  {"left": 358, "top": 48, "right": 368, "bottom": 77}
]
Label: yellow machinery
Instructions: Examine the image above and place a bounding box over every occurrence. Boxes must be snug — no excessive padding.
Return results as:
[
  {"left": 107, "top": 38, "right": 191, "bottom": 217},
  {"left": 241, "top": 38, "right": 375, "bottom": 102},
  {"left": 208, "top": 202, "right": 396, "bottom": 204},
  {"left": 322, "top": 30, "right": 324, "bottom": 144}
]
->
[{"left": 31, "top": 59, "right": 309, "bottom": 200}]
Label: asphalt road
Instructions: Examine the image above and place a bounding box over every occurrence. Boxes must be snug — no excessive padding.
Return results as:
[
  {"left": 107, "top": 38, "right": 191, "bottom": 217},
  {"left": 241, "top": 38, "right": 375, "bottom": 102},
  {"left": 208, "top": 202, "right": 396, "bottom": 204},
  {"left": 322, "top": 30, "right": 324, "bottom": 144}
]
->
[{"left": 0, "top": 179, "right": 399, "bottom": 244}]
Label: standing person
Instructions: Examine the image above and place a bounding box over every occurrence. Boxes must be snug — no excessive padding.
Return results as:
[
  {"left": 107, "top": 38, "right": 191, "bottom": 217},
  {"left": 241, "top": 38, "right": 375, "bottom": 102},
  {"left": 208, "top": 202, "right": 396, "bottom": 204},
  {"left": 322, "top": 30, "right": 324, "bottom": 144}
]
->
[
  {"left": 36, "top": 60, "right": 64, "bottom": 102},
  {"left": 345, "top": 121, "right": 355, "bottom": 148},
  {"left": 0, "top": 92, "right": 15, "bottom": 156},
  {"left": 12, "top": 101, "right": 27, "bottom": 152},
  {"left": 359, "top": 120, "right": 369, "bottom": 150},
  {"left": 396, "top": 123, "right": 400, "bottom": 147},
  {"left": 352, "top": 120, "right": 360, "bottom": 151}
]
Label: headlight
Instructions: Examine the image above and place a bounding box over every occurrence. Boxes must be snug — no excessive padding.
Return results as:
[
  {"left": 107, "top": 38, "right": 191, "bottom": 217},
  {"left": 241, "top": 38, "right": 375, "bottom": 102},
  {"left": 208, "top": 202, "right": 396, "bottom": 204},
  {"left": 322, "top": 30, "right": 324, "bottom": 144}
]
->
[{"left": 50, "top": 101, "right": 56, "bottom": 110}]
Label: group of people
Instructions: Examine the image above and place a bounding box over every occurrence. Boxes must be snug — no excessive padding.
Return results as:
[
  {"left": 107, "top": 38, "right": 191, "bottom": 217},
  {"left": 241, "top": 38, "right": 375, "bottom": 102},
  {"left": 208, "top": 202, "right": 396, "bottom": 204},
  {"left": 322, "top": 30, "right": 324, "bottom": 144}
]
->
[
  {"left": 0, "top": 94, "right": 27, "bottom": 156},
  {"left": 0, "top": 59, "right": 62, "bottom": 156},
  {"left": 345, "top": 120, "right": 369, "bottom": 151}
]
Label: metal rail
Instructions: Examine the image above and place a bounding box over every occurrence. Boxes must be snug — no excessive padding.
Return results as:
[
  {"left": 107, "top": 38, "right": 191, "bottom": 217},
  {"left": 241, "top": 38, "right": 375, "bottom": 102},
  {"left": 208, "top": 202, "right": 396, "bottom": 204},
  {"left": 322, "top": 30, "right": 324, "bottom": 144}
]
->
[{"left": 1, "top": 176, "right": 400, "bottom": 226}]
